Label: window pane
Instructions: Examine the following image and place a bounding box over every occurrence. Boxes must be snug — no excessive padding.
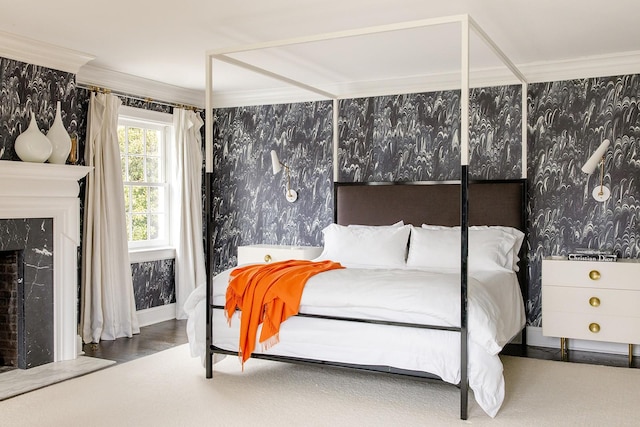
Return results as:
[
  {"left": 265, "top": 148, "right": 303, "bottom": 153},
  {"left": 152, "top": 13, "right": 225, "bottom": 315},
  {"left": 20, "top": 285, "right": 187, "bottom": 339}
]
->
[
  {"left": 118, "top": 112, "right": 171, "bottom": 247},
  {"left": 121, "top": 156, "right": 127, "bottom": 182},
  {"left": 148, "top": 214, "right": 160, "bottom": 240},
  {"left": 149, "top": 187, "right": 159, "bottom": 211},
  {"left": 128, "top": 156, "right": 144, "bottom": 182},
  {"left": 146, "top": 129, "right": 160, "bottom": 155},
  {"left": 118, "top": 126, "right": 126, "bottom": 153},
  {"left": 125, "top": 213, "right": 132, "bottom": 241},
  {"left": 131, "top": 214, "right": 148, "bottom": 241},
  {"left": 132, "top": 186, "right": 148, "bottom": 212},
  {"left": 127, "top": 127, "right": 144, "bottom": 154},
  {"left": 123, "top": 186, "right": 131, "bottom": 213},
  {"left": 146, "top": 157, "right": 159, "bottom": 182}
]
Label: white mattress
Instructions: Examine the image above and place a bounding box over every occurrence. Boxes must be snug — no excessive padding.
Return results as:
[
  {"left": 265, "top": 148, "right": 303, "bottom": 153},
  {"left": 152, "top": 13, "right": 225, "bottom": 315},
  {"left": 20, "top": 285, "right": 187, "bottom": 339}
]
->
[{"left": 185, "top": 266, "right": 525, "bottom": 418}]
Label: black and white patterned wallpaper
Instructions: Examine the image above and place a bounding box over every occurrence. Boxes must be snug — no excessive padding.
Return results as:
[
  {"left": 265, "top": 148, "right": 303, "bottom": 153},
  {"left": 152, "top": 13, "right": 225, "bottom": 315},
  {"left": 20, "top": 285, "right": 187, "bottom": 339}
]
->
[
  {"left": 212, "top": 101, "right": 334, "bottom": 273},
  {"left": 1, "top": 57, "right": 178, "bottom": 315},
  {"left": 3, "top": 54, "right": 639, "bottom": 328},
  {"left": 0, "top": 58, "right": 76, "bottom": 161},
  {"left": 131, "top": 259, "right": 175, "bottom": 310},
  {"left": 527, "top": 75, "right": 640, "bottom": 325},
  {"left": 213, "top": 79, "right": 639, "bottom": 327},
  {"left": 338, "top": 87, "right": 522, "bottom": 181}
]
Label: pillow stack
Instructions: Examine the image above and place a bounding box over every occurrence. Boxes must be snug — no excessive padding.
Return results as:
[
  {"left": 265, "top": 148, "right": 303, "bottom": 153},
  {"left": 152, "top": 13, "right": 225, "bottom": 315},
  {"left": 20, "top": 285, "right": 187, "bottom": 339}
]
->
[{"left": 317, "top": 222, "right": 524, "bottom": 272}]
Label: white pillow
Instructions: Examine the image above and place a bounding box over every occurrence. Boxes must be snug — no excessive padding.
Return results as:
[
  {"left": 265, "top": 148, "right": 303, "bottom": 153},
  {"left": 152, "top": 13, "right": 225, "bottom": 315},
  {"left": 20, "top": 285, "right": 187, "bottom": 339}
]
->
[
  {"left": 407, "top": 226, "right": 518, "bottom": 271},
  {"left": 316, "top": 223, "right": 410, "bottom": 268},
  {"left": 420, "top": 224, "right": 524, "bottom": 271}
]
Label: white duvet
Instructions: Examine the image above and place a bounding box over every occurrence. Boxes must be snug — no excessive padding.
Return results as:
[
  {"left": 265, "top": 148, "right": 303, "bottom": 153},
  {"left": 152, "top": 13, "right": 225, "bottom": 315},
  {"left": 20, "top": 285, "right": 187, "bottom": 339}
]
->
[{"left": 184, "top": 265, "right": 525, "bottom": 418}]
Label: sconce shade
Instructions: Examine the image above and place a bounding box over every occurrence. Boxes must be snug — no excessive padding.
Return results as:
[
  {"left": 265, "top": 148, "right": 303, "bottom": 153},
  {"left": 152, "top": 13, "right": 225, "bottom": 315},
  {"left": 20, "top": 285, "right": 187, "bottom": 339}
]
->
[
  {"left": 581, "top": 139, "right": 610, "bottom": 174},
  {"left": 270, "top": 150, "right": 282, "bottom": 175}
]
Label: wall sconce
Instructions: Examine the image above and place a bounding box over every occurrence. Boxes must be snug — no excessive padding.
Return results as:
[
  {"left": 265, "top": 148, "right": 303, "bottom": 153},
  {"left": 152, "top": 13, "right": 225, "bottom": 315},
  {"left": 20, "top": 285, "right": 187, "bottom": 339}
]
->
[
  {"left": 270, "top": 150, "right": 297, "bottom": 202},
  {"left": 581, "top": 139, "right": 611, "bottom": 202}
]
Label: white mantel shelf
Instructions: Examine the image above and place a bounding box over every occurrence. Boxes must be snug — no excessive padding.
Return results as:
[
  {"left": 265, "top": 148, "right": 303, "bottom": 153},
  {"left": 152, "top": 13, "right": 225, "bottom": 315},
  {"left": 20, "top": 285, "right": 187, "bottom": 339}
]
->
[
  {"left": 0, "top": 160, "right": 91, "bottom": 198},
  {"left": 0, "top": 159, "right": 91, "bottom": 362}
]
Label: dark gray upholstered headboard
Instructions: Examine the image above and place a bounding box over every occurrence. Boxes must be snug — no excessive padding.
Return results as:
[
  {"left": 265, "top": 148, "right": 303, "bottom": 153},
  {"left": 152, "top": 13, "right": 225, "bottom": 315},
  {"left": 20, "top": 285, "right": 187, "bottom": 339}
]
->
[
  {"left": 334, "top": 180, "right": 529, "bottom": 318},
  {"left": 334, "top": 180, "right": 526, "bottom": 231}
]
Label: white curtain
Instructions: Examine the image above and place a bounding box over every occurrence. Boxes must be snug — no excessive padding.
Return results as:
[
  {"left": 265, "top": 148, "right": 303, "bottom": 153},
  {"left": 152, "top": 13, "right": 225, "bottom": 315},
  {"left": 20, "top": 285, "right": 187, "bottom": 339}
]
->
[
  {"left": 172, "top": 108, "right": 206, "bottom": 319},
  {"left": 80, "top": 92, "right": 140, "bottom": 343}
]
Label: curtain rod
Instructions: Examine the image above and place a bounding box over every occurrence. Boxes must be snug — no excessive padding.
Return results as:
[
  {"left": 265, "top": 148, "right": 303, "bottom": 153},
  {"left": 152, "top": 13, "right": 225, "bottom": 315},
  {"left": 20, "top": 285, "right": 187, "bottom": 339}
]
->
[{"left": 76, "top": 84, "right": 203, "bottom": 112}]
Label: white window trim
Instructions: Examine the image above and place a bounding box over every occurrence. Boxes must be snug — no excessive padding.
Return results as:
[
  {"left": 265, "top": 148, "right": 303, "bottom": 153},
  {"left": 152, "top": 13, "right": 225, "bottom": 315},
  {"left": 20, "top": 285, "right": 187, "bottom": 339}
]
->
[{"left": 119, "top": 106, "right": 175, "bottom": 255}]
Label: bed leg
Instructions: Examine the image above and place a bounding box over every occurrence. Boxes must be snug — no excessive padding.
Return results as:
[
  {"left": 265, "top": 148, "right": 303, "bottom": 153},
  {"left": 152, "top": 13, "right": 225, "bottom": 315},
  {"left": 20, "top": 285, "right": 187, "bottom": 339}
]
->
[
  {"left": 206, "top": 349, "right": 213, "bottom": 378},
  {"left": 460, "top": 380, "right": 468, "bottom": 420}
]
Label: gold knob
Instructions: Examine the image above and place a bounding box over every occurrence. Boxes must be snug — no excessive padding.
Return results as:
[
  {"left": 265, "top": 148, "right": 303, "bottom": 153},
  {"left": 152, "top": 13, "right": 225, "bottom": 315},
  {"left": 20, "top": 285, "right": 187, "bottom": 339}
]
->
[
  {"left": 589, "top": 323, "right": 600, "bottom": 333},
  {"left": 588, "top": 270, "right": 601, "bottom": 281},
  {"left": 589, "top": 297, "right": 601, "bottom": 307},
  {"left": 264, "top": 254, "right": 272, "bottom": 263}
]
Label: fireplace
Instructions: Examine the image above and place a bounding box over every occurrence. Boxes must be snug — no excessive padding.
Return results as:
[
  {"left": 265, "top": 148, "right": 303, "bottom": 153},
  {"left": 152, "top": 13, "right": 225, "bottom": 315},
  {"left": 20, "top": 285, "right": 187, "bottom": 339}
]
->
[{"left": 0, "top": 160, "right": 90, "bottom": 367}]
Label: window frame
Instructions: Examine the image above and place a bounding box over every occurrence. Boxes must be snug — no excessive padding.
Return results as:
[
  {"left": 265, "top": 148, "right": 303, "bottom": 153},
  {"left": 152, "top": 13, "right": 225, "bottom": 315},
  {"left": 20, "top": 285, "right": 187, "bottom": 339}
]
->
[{"left": 118, "top": 106, "right": 174, "bottom": 252}]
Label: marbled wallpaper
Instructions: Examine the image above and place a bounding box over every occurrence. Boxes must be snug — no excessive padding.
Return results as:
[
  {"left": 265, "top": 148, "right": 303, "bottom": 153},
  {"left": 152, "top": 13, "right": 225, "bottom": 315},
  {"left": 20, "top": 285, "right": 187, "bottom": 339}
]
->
[
  {"left": 0, "top": 57, "right": 76, "bottom": 161},
  {"left": 131, "top": 259, "right": 175, "bottom": 310},
  {"left": 214, "top": 79, "right": 639, "bottom": 328},
  {"left": 0, "top": 59, "right": 180, "bottom": 319},
  {"left": 527, "top": 75, "right": 640, "bottom": 325},
  {"left": 337, "top": 86, "right": 522, "bottom": 182},
  {"left": 0, "top": 218, "right": 53, "bottom": 368},
  {"left": 212, "top": 101, "right": 334, "bottom": 273}
]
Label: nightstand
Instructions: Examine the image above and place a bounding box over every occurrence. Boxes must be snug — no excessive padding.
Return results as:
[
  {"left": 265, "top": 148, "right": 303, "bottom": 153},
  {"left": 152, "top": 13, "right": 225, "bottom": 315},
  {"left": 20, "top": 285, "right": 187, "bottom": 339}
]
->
[
  {"left": 237, "top": 244, "right": 323, "bottom": 265},
  {"left": 542, "top": 258, "right": 640, "bottom": 366}
]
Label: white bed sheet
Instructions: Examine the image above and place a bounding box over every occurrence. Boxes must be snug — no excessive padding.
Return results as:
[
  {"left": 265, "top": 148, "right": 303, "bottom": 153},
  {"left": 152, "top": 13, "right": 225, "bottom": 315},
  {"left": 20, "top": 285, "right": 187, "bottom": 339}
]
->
[{"left": 184, "top": 266, "right": 525, "bottom": 418}]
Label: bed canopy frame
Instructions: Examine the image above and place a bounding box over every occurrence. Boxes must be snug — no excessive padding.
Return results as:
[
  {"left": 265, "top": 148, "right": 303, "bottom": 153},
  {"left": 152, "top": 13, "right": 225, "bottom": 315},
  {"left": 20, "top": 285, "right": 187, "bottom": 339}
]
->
[{"left": 203, "top": 14, "right": 528, "bottom": 420}]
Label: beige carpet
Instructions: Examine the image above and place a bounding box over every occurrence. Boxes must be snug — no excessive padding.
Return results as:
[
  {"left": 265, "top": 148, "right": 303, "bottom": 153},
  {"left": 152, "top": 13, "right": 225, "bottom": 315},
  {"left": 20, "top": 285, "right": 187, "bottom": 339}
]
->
[{"left": 1, "top": 344, "right": 638, "bottom": 426}]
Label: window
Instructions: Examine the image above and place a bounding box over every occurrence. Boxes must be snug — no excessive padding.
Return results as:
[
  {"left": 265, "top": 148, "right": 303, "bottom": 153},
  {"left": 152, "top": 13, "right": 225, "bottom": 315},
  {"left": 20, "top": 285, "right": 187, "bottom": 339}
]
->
[{"left": 118, "top": 106, "right": 173, "bottom": 251}]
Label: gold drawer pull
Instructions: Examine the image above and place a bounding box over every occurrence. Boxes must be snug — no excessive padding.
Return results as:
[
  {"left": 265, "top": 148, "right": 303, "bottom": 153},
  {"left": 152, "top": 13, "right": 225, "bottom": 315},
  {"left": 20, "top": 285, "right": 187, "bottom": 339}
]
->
[
  {"left": 589, "top": 323, "right": 600, "bottom": 333},
  {"left": 264, "top": 254, "right": 272, "bottom": 263},
  {"left": 589, "top": 297, "right": 601, "bottom": 307},
  {"left": 588, "top": 270, "right": 601, "bottom": 281}
]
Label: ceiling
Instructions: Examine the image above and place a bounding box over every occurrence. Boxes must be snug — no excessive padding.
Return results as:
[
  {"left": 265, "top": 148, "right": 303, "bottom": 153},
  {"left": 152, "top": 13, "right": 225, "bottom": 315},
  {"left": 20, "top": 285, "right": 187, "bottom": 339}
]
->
[{"left": 1, "top": 0, "right": 639, "bottom": 107}]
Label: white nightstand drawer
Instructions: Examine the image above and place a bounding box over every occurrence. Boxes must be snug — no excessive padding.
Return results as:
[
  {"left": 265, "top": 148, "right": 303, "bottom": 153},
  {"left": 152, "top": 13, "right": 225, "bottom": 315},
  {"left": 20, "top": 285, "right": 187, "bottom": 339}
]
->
[
  {"left": 543, "top": 311, "right": 640, "bottom": 344},
  {"left": 543, "top": 259, "right": 640, "bottom": 290},
  {"left": 237, "top": 244, "right": 323, "bottom": 265},
  {"left": 542, "top": 286, "right": 640, "bottom": 317}
]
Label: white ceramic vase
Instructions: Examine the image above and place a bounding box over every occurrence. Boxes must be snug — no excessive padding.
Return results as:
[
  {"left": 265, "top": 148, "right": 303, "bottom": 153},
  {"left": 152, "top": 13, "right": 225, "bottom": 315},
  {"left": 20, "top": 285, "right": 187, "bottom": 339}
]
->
[
  {"left": 46, "top": 101, "right": 72, "bottom": 164},
  {"left": 14, "top": 112, "right": 52, "bottom": 163}
]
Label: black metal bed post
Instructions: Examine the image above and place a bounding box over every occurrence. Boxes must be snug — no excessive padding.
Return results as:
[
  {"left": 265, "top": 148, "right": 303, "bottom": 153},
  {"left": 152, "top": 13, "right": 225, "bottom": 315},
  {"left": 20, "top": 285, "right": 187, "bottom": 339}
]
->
[
  {"left": 460, "top": 165, "right": 469, "bottom": 420},
  {"left": 205, "top": 170, "right": 213, "bottom": 378}
]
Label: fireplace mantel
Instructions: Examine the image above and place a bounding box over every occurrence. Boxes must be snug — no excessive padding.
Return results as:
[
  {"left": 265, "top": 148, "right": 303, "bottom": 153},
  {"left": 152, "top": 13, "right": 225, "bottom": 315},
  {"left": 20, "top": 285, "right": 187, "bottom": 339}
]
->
[
  {"left": 0, "top": 160, "right": 91, "bottom": 198},
  {"left": 0, "top": 160, "right": 91, "bottom": 362}
]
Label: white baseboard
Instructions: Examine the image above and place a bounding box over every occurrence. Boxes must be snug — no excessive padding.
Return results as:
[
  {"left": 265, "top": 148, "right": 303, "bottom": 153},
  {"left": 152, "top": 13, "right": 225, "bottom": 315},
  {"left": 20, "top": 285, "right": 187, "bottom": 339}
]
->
[
  {"left": 526, "top": 326, "right": 640, "bottom": 357},
  {"left": 136, "top": 303, "right": 176, "bottom": 327}
]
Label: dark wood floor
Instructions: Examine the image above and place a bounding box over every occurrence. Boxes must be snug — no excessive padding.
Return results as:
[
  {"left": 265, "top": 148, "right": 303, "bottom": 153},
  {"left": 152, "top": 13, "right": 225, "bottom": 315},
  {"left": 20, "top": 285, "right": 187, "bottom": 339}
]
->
[
  {"left": 503, "top": 342, "right": 639, "bottom": 368},
  {"left": 82, "top": 319, "right": 188, "bottom": 364},
  {"left": 81, "top": 319, "right": 638, "bottom": 369}
]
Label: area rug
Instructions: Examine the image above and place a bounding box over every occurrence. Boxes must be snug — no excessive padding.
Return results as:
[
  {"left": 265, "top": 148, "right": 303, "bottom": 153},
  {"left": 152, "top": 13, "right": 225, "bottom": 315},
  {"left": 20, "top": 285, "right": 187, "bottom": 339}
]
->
[{"left": 1, "top": 344, "right": 638, "bottom": 426}]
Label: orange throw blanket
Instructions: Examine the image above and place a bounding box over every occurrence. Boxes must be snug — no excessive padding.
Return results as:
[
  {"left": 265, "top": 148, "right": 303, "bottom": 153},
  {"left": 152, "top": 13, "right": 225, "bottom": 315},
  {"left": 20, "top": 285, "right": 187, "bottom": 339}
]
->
[{"left": 225, "top": 259, "right": 343, "bottom": 365}]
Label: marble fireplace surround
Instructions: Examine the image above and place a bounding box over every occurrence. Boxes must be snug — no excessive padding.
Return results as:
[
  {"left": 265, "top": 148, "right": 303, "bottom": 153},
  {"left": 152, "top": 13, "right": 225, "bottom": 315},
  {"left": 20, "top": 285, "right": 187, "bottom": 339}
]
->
[{"left": 0, "top": 160, "right": 90, "bottom": 363}]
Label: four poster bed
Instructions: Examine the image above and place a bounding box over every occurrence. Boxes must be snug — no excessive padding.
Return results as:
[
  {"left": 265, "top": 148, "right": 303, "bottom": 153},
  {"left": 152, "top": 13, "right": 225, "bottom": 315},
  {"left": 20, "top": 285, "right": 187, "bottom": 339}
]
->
[{"left": 191, "top": 14, "right": 529, "bottom": 420}]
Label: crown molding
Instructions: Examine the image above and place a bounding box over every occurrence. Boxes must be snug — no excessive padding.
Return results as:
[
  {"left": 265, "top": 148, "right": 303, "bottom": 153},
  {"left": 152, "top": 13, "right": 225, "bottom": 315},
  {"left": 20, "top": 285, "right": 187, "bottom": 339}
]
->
[
  {"left": 522, "top": 50, "right": 640, "bottom": 83},
  {"left": 0, "top": 30, "right": 94, "bottom": 74},
  {"left": 77, "top": 64, "right": 205, "bottom": 109},
  {"left": 212, "top": 50, "right": 640, "bottom": 107}
]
